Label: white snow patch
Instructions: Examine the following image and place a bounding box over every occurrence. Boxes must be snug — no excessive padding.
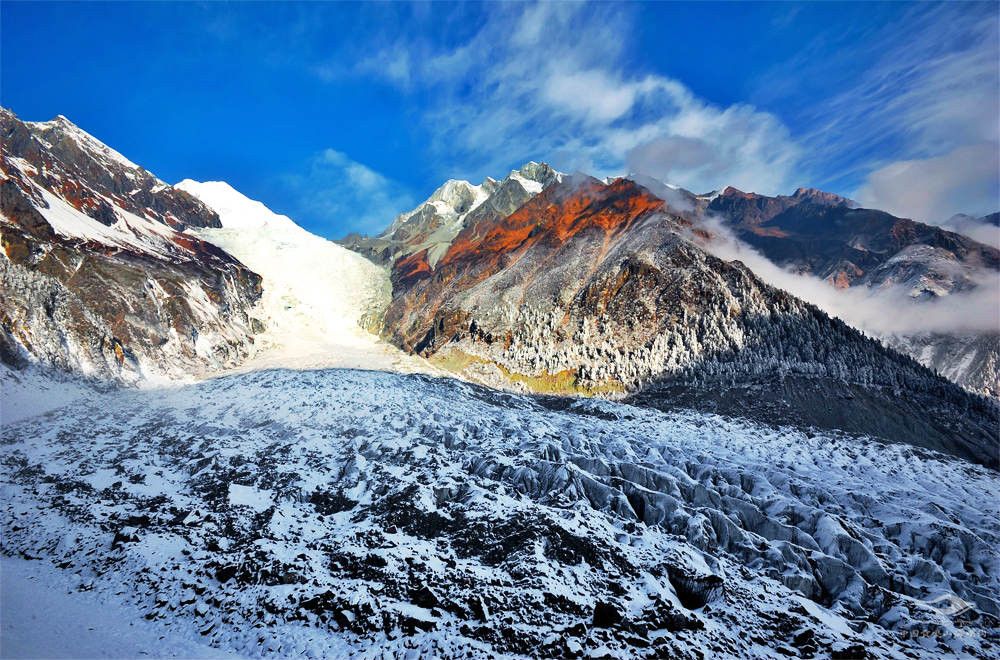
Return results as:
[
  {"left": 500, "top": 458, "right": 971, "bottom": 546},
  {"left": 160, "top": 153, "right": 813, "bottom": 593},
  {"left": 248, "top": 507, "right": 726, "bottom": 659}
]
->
[
  {"left": 0, "top": 556, "right": 241, "bottom": 658},
  {"left": 227, "top": 483, "right": 274, "bottom": 512},
  {"left": 176, "top": 179, "right": 438, "bottom": 376}
]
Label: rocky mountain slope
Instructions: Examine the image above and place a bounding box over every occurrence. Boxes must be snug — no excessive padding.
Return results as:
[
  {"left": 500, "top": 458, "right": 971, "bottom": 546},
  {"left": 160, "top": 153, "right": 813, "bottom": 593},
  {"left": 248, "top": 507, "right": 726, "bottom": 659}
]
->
[
  {"left": 366, "top": 174, "right": 997, "bottom": 467},
  {"left": 701, "top": 185, "right": 1000, "bottom": 396},
  {"left": 0, "top": 109, "right": 263, "bottom": 382},
  {"left": 339, "top": 162, "right": 561, "bottom": 267},
  {"left": 3, "top": 368, "right": 997, "bottom": 658},
  {"left": 1, "top": 118, "right": 997, "bottom": 660},
  {"left": 705, "top": 186, "right": 999, "bottom": 296}
]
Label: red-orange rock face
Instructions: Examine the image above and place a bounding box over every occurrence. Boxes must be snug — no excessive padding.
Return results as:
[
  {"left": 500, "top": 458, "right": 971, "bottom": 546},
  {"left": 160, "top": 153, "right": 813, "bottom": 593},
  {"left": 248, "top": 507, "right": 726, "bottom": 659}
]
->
[
  {"left": 384, "top": 177, "right": 679, "bottom": 357},
  {"left": 442, "top": 177, "right": 665, "bottom": 270}
]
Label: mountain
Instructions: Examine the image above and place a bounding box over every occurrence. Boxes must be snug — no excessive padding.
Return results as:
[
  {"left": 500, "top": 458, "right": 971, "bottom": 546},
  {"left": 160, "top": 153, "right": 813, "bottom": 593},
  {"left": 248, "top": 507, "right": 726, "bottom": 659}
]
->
[
  {"left": 339, "top": 162, "right": 562, "bottom": 267},
  {"left": 940, "top": 211, "right": 1000, "bottom": 249},
  {"left": 174, "top": 180, "right": 433, "bottom": 374},
  {"left": 361, "top": 173, "right": 998, "bottom": 467},
  {"left": 701, "top": 186, "right": 1000, "bottom": 397},
  {"left": 706, "top": 186, "right": 999, "bottom": 295},
  {"left": 2, "top": 118, "right": 998, "bottom": 658},
  {"left": 0, "top": 108, "right": 262, "bottom": 382}
]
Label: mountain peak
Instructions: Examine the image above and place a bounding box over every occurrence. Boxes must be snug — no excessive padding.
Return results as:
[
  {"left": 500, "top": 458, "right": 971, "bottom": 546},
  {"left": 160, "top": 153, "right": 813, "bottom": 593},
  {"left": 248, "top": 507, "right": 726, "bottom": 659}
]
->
[
  {"left": 791, "top": 187, "right": 855, "bottom": 207},
  {"left": 26, "top": 112, "right": 141, "bottom": 171}
]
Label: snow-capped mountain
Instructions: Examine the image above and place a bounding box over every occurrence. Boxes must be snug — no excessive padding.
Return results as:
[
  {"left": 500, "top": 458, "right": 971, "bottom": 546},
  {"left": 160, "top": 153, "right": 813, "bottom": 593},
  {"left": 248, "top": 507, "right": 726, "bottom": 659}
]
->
[
  {"left": 368, "top": 173, "right": 997, "bottom": 467},
  {"left": 0, "top": 108, "right": 262, "bottom": 382},
  {"left": 339, "top": 162, "right": 562, "bottom": 267},
  {"left": 174, "top": 180, "right": 432, "bottom": 375},
  {"left": 2, "top": 113, "right": 998, "bottom": 658}
]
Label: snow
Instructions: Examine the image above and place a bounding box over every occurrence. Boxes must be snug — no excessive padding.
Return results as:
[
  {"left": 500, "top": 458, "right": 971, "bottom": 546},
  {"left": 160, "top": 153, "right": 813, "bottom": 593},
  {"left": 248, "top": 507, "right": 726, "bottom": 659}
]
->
[
  {"left": 31, "top": 185, "right": 180, "bottom": 260},
  {"left": 0, "top": 366, "right": 95, "bottom": 426},
  {"left": 509, "top": 171, "right": 543, "bottom": 194},
  {"left": 175, "top": 179, "right": 437, "bottom": 375},
  {"left": 0, "top": 556, "right": 241, "bottom": 659},
  {"left": 1, "top": 367, "right": 996, "bottom": 658},
  {"left": 228, "top": 483, "right": 274, "bottom": 512}
]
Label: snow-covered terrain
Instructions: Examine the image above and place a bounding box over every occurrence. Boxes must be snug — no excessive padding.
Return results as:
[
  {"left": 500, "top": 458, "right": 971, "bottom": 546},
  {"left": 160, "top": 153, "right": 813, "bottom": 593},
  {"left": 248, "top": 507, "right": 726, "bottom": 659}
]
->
[
  {"left": 2, "top": 368, "right": 997, "bottom": 658},
  {"left": 3, "top": 113, "right": 998, "bottom": 659},
  {"left": 175, "top": 180, "right": 435, "bottom": 375},
  {"left": 0, "top": 365, "right": 99, "bottom": 426},
  {"left": 1, "top": 556, "right": 237, "bottom": 659}
]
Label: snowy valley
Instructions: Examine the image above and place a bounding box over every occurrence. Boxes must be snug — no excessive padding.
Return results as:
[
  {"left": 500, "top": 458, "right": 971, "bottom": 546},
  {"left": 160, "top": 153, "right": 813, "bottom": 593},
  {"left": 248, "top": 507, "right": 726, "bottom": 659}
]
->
[{"left": 1, "top": 109, "right": 998, "bottom": 659}]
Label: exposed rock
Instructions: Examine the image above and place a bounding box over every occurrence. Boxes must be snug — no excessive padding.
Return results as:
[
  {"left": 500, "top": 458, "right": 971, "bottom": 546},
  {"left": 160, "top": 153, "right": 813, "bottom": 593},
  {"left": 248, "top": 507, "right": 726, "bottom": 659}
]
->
[
  {"left": 0, "top": 107, "right": 262, "bottom": 382},
  {"left": 372, "top": 175, "right": 998, "bottom": 467}
]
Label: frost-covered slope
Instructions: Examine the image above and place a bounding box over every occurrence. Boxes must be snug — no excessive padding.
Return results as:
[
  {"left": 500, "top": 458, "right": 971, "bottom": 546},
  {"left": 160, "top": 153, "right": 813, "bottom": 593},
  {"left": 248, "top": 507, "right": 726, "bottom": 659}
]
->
[
  {"left": 2, "top": 368, "right": 997, "bottom": 657},
  {"left": 175, "top": 180, "right": 433, "bottom": 374},
  {"left": 379, "top": 175, "right": 998, "bottom": 466}
]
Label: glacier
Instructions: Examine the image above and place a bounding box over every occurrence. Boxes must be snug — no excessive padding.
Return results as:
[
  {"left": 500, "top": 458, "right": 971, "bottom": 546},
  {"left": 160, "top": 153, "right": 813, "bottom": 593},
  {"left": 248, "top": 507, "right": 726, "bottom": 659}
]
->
[{"left": 1, "top": 368, "right": 997, "bottom": 657}]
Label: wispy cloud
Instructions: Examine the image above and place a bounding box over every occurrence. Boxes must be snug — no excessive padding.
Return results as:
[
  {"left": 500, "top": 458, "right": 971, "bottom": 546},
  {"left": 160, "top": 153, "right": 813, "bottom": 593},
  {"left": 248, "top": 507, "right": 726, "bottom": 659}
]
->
[
  {"left": 280, "top": 149, "right": 415, "bottom": 237},
  {"left": 759, "top": 3, "right": 999, "bottom": 223},
  {"left": 856, "top": 143, "right": 999, "bottom": 227},
  {"left": 335, "top": 3, "right": 802, "bottom": 195}
]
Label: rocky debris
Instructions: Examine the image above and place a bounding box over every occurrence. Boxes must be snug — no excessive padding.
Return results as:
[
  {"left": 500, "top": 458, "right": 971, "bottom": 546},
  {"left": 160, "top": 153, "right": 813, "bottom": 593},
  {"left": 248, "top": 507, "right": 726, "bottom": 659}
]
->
[{"left": 2, "top": 368, "right": 997, "bottom": 657}]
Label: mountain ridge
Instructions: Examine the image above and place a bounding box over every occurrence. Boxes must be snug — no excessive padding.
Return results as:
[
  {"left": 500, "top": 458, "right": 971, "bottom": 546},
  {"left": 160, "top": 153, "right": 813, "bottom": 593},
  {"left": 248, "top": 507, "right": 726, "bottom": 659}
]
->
[
  {"left": 1, "top": 108, "right": 263, "bottom": 382},
  {"left": 365, "top": 174, "right": 998, "bottom": 467}
]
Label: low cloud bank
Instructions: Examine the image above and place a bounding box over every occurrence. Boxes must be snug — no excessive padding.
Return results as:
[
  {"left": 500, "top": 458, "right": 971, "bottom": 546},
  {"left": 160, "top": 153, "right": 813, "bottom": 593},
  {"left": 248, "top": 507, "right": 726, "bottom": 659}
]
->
[{"left": 693, "top": 215, "right": 1000, "bottom": 336}]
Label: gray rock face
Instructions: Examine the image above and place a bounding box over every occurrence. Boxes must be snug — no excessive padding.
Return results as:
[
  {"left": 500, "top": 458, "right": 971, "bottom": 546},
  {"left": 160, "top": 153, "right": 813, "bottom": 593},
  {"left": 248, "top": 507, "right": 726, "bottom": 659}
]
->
[
  {"left": 884, "top": 332, "right": 1000, "bottom": 398},
  {"left": 0, "top": 107, "right": 262, "bottom": 382},
  {"left": 338, "top": 162, "right": 561, "bottom": 267},
  {"left": 3, "top": 110, "right": 221, "bottom": 230}
]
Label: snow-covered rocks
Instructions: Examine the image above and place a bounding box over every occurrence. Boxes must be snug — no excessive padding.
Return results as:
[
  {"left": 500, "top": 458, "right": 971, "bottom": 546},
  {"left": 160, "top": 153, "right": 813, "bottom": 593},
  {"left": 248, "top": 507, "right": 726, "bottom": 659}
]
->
[{"left": 2, "top": 368, "right": 996, "bottom": 657}]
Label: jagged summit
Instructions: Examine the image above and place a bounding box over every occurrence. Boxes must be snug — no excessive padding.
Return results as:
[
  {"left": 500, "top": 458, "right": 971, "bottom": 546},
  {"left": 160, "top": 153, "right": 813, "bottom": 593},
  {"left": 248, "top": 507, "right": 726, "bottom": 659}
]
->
[
  {"left": 373, "top": 173, "right": 998, "bottom": 466},
  {"left": 26, "top": 112, "right": 142, "bottom": 172},
  {"left": 4, "top": 110, "right": 999, "bottom": 659},
  {"left": 0, "top": 107, "right": 260, "bottom": 381},
  {"left": 338, "top": 161, "right": 564, "bottom": 267},
  {"left": 791, "top": 186, "right": 855, "bottom": 207}
]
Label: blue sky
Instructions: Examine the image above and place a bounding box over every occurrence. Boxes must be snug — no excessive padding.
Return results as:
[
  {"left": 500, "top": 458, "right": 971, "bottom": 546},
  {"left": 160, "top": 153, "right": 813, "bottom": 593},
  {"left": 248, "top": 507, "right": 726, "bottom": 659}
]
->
[{"left": 2, "top": 2, "right": 997, "bottom": 238}]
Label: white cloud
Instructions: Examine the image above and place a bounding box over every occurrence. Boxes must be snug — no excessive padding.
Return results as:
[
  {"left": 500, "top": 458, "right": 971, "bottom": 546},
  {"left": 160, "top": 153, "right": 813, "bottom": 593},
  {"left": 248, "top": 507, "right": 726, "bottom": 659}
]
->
[
  {"left": 856, "top": 143, "right": 999, "bottom": 224},
  {"left": 773, "top": 3, "right": 1000, "bottom": 224},
  {"left": 343, "top": 3, "right": 802, "bottom": 195},
  {"left": 281, "top": 149, "right": 414, "bottom": 236},
  {"left": 694, "top": 214, "right": 1000, "bottom": 335},
  {"left": 940, "top": 213, "right": 1000, "bottom": 250}
]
